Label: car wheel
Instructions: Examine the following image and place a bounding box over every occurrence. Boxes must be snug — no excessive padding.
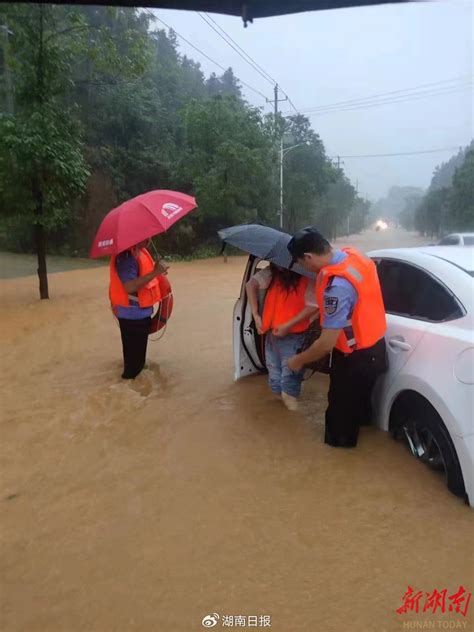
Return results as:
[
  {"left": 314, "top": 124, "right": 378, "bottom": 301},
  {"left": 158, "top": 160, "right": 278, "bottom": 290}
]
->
[{"left": 391, "top": 396, "right": 466, "bottom": 498}]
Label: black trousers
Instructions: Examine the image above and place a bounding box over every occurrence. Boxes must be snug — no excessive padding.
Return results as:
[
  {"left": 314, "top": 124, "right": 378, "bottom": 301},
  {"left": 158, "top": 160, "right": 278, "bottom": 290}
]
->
[
  {"left": 325, "top": 337, "right": 387, "bottom": 448},
  {"left": 118, "top": 317, "right": 151, "bottom": 379}
]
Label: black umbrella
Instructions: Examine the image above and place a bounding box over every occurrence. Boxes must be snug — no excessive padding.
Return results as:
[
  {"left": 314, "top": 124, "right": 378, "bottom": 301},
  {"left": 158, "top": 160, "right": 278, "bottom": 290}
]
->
[{"left": 218, "top": 223, "right": 314, "bottom": 278}]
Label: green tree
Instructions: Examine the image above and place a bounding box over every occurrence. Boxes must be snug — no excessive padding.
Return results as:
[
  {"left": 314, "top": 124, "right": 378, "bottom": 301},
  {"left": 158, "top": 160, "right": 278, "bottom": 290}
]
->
[
  {"left": 413, "top": 143, "right": 473, "bottom": 236},
  {"left": 0, "top": 4, "right": 90, "bottom": 298},
  {"left": 415, "top": 188, "right": 449, "bottom": 237},
  {"left": 316, "top": 174, "right": 356, "bottom": 240},
  {"left": 0, "top": 10, "right": 357, "bottom": 262},
  {"left": 399, "top": 193, "right": 424, "bottom": 231},
  {"left": 430, "top": 143, "right": 473, "bottom": 192},
  {"left": 279, "top": 114, "right": 335, "bottom": 233},
  {"left": 177, "top": 97, "right": 276, "bottom": 248},
  {"left": 349, "top": 197, "right": 371, "bottom": 234},
  {"left": 0, "top": 4, "right": 153, "bottom": 296},
  {"left": 371, "top": 185, "right": 425, "bottom": 223},
  {"left": 448, "top": 150, "right": 474, "bottom": 232},
  {"left": 206, "top": 68, "right": 242, "bottom": 100}
]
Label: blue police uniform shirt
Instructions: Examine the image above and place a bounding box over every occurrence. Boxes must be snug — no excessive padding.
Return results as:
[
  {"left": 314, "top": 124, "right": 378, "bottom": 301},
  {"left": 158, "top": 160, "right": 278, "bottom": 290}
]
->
[
  {"left": 115, "top": 252, "right": 153, "bottom": 320},
  {"left": 320, "top": 249, "right": 357, "bottom": 329}
]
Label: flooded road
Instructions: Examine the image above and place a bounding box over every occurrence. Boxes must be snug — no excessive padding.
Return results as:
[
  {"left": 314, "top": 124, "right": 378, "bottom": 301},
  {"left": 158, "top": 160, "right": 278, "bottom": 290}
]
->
[{"left": 1, "top": 230, "right": 473, "bottom": 632}]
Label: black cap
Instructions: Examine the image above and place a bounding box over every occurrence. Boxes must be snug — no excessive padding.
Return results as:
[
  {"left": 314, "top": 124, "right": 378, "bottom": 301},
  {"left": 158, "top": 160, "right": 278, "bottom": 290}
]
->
[{"left": 287, "top": 226, "right": 330, "bottom": 267}]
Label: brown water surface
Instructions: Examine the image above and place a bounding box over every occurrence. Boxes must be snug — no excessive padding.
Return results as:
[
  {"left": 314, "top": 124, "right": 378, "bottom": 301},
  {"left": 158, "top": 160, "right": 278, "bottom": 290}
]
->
[{"left": 1, "top": 230, "right": 472, "bottom": 632}]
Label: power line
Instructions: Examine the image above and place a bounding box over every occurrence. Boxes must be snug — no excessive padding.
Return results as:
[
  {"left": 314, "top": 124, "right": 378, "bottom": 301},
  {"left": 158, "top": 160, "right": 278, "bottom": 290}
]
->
[
  {"left": 285, "top": 94, "right": 299, "bottom": 115},
  {"left": 304, "top": 82, "right": 472, "bottom": 114},
  {"left": 147, "top": 11, "right": 270, "bottom": 102},
  {"left": 283, "top": 76, "right": 472, "bottom": 115},
  {"left": 199, "top": 11, "right": 299, "bottom": 113},
  {"left": 330, "top": 146, "right": 462, "bottom": 159},
  {"left": 198, "top": 13, "right": 275, "bottom": 87},
  {"left": 305, "top": 83, "right": 473, "bottom": 116},
  {"left": 293, "top": 76, "right": 471, "bottom": 113}
]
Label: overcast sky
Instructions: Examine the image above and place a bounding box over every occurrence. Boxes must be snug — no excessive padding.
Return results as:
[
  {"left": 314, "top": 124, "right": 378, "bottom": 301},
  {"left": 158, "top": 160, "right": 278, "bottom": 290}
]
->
[{"left": 152, "top": 1, "right": 473, "bottom": 201}]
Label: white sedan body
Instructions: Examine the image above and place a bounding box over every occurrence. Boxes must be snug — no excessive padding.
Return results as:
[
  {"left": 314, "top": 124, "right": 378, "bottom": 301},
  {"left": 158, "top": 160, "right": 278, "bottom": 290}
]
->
[
  {"left": 438, "top": 233, "right": 474, "bottom": 246},
  {"left": 369, "top": 246, "right": 474, "bottom": 505}
]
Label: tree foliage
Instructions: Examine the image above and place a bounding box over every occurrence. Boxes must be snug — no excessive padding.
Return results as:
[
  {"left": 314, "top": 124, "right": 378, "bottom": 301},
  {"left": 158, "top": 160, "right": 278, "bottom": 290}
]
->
[
  {"left": 371, "top": 186, "right": 425, "bottom": 223},
  {"left": 0, "top": 4, "right": 370, "bottom": 294},
  {"left": 414, "top": 188, "right": 449, "bottom": 237},
  {"left": 0, "top": 4, "right": 91, "bottom": 296},
  {"left": 448, "top": 150, "right": 474, "bottom": 232},
  {"left": 413, "top": 144, "right": 474, "bottom": 236}
]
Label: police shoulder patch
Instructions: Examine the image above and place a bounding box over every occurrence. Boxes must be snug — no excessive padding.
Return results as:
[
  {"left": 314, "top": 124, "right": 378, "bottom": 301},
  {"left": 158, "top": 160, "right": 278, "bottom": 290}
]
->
[{"left": 324, "top": 295, "right": 339, "bottom": 315}]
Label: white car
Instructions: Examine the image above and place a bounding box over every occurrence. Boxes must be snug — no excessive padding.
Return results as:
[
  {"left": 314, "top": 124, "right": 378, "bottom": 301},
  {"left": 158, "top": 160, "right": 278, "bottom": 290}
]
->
[
  {"left": 233, "top": 247, "right": 474, "bottom": 505},
  {"left": 369, "top": 246, "right": 474, "bottom": 505},
  {"left": 438, "top": 233, "right": 474, "bottom": 246}
]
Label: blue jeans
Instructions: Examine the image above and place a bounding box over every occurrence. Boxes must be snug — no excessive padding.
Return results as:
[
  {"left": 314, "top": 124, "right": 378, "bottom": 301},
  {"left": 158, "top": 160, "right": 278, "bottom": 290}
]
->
[{"left": 265, "top": 332, "right": 306, "bottom": 398}]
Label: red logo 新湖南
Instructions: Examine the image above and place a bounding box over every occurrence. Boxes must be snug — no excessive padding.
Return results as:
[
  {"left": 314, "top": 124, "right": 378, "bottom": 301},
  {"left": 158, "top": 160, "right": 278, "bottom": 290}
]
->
[{"left": 396, "top": 585, "right": 472, "bottom": 617}]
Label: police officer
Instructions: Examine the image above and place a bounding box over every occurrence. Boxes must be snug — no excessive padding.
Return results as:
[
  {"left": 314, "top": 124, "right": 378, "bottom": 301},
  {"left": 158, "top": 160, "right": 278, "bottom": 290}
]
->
[{"left": 287, "top": 227, "right": 387, "bottom": 448}]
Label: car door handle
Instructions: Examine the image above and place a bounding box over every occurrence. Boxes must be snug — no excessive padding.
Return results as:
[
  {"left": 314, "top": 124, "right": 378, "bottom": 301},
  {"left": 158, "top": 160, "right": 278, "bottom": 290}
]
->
[{"left": 388, "top": 338, "right": 412, "bottom": 351}]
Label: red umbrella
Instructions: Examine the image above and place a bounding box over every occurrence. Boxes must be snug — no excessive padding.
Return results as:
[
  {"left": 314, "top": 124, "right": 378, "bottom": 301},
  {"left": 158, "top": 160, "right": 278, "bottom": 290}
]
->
[{"left": 90, "top": 189, "right": 197, "bottom": 258}]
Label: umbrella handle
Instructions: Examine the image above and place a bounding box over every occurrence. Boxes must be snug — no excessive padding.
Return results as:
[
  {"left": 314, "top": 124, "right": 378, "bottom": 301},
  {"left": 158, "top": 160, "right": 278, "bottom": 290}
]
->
[{"left": 150, "top": 240, "right": 160, "bottom": 260}]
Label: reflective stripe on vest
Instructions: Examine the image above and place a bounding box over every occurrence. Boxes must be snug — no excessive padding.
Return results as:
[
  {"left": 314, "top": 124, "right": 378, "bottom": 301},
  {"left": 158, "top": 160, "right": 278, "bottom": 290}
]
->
[{"left": 316, "top": 248, "right": 386, "bottom": 354}]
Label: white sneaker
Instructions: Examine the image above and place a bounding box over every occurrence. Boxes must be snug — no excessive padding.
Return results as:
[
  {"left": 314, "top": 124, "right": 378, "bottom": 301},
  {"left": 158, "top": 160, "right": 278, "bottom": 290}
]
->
[{"left": 282, "top": 392, "right": 298, "bottom": 411}]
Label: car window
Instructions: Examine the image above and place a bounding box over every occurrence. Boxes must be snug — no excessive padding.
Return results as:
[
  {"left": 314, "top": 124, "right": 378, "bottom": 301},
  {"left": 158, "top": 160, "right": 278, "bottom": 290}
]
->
[
  {"left": 439, "top": 236, "right": 459, "bottom": 245},
  {"left": 463, "top": 236, "right": 474, "bottom": 246},
  {"left": 375, "top": 259, "right": 463, "bottom": 322}
]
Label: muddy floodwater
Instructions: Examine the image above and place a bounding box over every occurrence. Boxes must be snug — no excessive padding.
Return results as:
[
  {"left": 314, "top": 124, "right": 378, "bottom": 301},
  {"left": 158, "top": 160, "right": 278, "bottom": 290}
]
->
[{"left": 1, "top": 230, "right": 473, "bottom": 632}]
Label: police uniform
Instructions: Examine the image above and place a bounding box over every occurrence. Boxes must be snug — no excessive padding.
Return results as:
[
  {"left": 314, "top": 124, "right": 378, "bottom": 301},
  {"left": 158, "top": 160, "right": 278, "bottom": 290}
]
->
[{"left": 317, "top": 249, "right": 387, "bottom": 447}]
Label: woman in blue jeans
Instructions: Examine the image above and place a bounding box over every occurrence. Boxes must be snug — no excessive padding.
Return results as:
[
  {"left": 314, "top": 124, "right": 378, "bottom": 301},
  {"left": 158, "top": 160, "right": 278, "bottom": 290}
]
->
[{"left": 246, "top": 264, "right": 317, "bottom": 411}]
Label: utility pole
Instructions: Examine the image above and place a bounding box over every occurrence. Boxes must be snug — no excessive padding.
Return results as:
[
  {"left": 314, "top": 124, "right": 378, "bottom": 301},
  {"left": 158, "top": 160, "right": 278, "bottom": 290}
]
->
[
  {"left": 331, "top": 155, "right": 344, "bottom": 171},
  {"left": 279, "top": 137, "right": 284, "bottom": 229},
  {"left": 266, "top": 83, "right": 288, "bottom": 118},
  {"left": 267, "top": 84, "right": 288, "bottom": 229}
]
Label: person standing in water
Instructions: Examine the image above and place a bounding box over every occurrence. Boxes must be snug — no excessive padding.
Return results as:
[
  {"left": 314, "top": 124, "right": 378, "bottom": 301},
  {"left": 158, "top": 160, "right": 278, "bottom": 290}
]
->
[
  {"left": 246, "top": 263, "right": 317, "bottom": 411},
  {"left": 109, "top": 239, "right": 168, "bottom": 379},
  {"left": 287, "top": 227, "right": 387, "bottom": 447}
]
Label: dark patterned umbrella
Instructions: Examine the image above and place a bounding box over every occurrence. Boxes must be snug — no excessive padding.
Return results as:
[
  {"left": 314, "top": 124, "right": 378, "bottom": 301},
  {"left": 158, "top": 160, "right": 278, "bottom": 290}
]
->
[{"left": 218, "top": 223, "right": 314, "bottom": 278}]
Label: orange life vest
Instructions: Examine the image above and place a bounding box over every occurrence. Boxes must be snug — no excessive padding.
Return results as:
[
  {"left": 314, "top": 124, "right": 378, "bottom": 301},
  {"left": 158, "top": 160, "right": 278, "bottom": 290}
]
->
[
  {"left": 316, "top": 247, "right": 386, "bottom": 354},
  {"left": 262, "top": 275, "right": 311, "bottom": 334},
  {"left": 109, "top": 248, "right": 161, "bottom": 310}
]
